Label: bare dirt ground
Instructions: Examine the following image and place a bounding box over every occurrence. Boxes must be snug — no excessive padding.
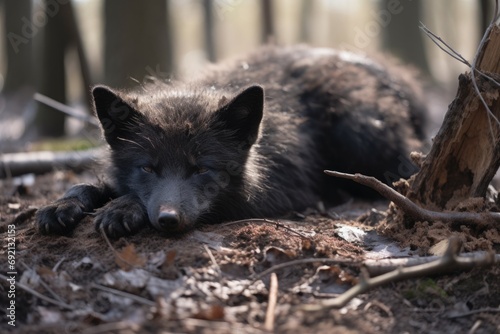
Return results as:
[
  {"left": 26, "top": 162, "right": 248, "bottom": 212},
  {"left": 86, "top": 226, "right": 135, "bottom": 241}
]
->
[{"left": 1, "top": 170, "right": 499, "bottom": 334}]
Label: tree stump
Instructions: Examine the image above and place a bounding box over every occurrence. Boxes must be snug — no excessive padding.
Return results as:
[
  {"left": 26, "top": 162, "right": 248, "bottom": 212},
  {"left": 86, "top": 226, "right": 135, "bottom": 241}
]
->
[{"left": 408, "top": 25, "right": 500, "bottom": 210}]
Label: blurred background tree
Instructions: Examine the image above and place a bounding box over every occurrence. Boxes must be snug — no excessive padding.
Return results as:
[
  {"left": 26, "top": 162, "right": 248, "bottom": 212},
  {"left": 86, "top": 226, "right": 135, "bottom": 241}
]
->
[
  {"left": 103, "top": 0, "right": 172, "bottom": 88},
  {"left": 33, "top": 0, "right": 68, "bottom": 137},
  {"left": 2, "top": 0, "right": 33, "bottom": 94},
  {"left": 0, "top": 0, "right": 488, "bottom": 146}
]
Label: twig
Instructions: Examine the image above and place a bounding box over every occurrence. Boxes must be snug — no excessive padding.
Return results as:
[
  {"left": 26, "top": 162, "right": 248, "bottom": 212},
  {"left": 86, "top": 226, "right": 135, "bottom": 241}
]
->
[
  {"left": 469, "top": 17, "right": 500, "bottom": 143},
  {"left": 447, "top": 307, "right": 500, "bottom": 319},
  {"left": 419, "top": 23, "right": 500, "bottom": 87},
  {"left": 19, "top": 261, "right": 67, "bottom": 305},
  {"left": 0, "top": 273, "right": 75, "bottom": 310},
  {"left": 236, "top": 257, "right": 355, "bottom": 296},
  {"left": 420, "top": 14, "right": 500, "bottom": 145},
  {"left": 252, "top": 258, "right": 355, "bottom": 282},
  {"left": 300, "top": 238, "right": 495, "bottom": 311},
  {"left": 100, "top": 228, "right": 145, "bottom": 272},
  {"left": 218, "top": 218, "right": 311, "bottom": 240},
  {"left": 52, "top": 256, "right": 66, "bottom": 272},
  {"left": 364, "top": 252, "right": 500, "bottom": 276},
  {"left": 324, "top": 170, "right": 500, "bottom": 227},
  {"left": 33, "top": 93, "right": 99, "bottom": 126},
  {"left": 468, "top": 320, "right": 482, "bottom": 334},
  {"left": 363, "top": 300, "right": 393, "bottom": 318},
  {"left": 264, "top": 273, "right": 278, "bottom": 332},
  {"left": 203, "top": 244, "right": 221, "bottom": 276},
  {"left": 419, "top": 23, "right": 470, "bottom": 66},
  {"left": 90, "top": 283, "right": 156, "bottom": 306}
]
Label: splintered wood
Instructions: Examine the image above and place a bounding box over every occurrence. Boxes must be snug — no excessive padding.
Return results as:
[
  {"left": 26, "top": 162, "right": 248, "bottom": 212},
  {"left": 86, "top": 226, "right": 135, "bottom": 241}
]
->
[{"left": 408, "top": 25, "right": 500, "bottom": 210}]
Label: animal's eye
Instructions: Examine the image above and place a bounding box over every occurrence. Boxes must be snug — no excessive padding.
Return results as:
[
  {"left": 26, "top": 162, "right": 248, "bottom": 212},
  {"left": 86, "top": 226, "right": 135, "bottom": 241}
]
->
[
  {"left": 141, "top": 166, "right": 154, "bottom": 174},
  {"left": 194, "top": 166, "right": 209, "bottom": 175}
]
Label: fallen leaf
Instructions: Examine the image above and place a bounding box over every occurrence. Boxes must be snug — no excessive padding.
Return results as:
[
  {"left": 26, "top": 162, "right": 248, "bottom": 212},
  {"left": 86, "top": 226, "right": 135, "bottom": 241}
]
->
[
  {"left": 263, "top": 246, "right": 296, "bottom": 266},
  {"left": 192, "top": 305, "right": 225, "bottom": 320},
  {"left": 37, "top": 266, "right": 56, "bottom": 278},
  {"left": 116, "top": 244, "right": 146, "bottom": 271}
]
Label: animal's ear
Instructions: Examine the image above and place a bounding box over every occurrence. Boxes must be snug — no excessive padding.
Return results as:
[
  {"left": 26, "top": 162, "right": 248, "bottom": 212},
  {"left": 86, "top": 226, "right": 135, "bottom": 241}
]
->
[
  {"left": 92, "top": 85, "right": 144, "bottom": 147},
  {"left": 215, "top": 85, "right": 264, "bottom": 147}
]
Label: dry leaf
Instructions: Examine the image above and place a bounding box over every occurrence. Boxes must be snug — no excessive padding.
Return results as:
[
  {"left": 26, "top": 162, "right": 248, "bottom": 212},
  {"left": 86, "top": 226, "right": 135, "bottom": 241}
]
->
[
  {"left": 115, "top": 244, "right": 146, "bottom": 271},
  {"left": 37, "top": 266, "right": 56, "bottom": 278},
  {"left": 192, "top": 305, "right": 225, "bottom": 320}
]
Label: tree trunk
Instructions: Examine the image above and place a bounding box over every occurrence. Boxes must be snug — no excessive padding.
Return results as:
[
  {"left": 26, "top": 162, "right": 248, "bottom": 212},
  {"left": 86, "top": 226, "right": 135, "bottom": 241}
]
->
[
  {"left": 408, "top": 24, "right": 500, "bottom": 210},
  {"left": 104, "top": 0, "right": 172, "bottom": 88},
  {"left": 60, "top": 0, "right": 93, "bottom": 113},
  {"left": 34, "top": 0, "right": 68, "bottom": 137},
  {"left": 3, "top": 0, "right": 33, "bottom": 93},
  {"left": 260, "top": 0, "right": 274, "bottom": 43},
  {"left": 381, "top": 0, "right": 429, "bottom": 73},
  {"left": 203, "top": 0, "right": 216, "bottom": 62}
]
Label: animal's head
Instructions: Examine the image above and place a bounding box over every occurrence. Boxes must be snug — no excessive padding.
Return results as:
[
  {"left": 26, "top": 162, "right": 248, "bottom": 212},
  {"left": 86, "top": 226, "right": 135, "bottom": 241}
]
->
[{"left": 92, "top": 84, "right": 264, "bottom": 234}]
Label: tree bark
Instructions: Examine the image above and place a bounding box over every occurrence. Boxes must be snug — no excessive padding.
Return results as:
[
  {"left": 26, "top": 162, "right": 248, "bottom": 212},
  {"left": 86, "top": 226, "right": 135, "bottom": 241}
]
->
[
  {"left": 203, "top": 0, "right": 216, "bottom": 62},
  {"left": 104, "top": 0, "right": 172, "bottom": 88},
  {"left": 260, "top": 0, "right": 274, "bottom": 43},
  {"left": 34, "top": 0, "right": 68, "bottom": 137},
  {"left": 381, "top": 0, "right": 429, "bottom": 74},
  {"left": 3, "top": 0, "right": 33, "bottom": 93},
  {"left": 408, "top": 25, "right": 500, "bottom": 210}
]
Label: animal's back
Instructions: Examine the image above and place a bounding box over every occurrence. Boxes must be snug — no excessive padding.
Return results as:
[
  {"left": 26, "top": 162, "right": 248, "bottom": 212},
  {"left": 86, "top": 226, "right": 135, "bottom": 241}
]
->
[{"left": 189, "top": 45, "right": 426, "bottom": 215}]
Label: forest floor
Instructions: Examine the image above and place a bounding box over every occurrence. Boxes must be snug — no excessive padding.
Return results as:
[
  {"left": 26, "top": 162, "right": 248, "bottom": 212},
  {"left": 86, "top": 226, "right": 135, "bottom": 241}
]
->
[{"left": 0, "top": 169, "right": 499, "bottom": 334}]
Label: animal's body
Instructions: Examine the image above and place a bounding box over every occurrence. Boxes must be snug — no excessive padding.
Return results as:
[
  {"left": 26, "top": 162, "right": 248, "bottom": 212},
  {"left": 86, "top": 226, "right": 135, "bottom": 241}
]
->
[{"left": 36, "top": 45, "right": 426, "bottom": 238}]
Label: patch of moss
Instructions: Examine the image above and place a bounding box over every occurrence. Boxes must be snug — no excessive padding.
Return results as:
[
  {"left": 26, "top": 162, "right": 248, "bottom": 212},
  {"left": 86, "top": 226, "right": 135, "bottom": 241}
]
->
[
  {"left": 30, "top": 138, "right": 99, "bottom": 152},
  {"left": 402, "top": 278, "right": 448, "bottom": 301}
]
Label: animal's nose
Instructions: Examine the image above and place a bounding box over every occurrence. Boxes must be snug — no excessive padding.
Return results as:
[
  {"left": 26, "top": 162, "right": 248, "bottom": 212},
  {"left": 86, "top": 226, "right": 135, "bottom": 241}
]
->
[{"left": 157, "top": 209, "right": 180, "bottom": 230}]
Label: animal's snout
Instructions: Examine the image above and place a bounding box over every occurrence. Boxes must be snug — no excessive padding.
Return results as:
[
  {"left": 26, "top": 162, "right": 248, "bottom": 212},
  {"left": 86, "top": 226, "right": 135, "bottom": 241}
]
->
[{"left": 157, "top": 207, "right": 181, "bottom": 231}]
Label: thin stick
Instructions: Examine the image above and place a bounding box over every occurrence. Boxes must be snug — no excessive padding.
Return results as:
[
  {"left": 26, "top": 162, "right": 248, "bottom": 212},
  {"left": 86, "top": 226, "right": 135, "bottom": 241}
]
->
[
  {"left": 419, "top": 23, "right": 500, "bottom": 87},
  {"left": 421, "top": 11, "right": 500, "bottom": 144},
  {"left": 236, "top": 257, "right": 356, "bottom": 296},
  {"left": 33, "top": 93, "right": 99, "bottom": 126},
  {"left": 301, "top": 238, "right": 495, "bottom": 310},
  {"left": 252, "top": 258, "right": 355, "bottom": 282},
  {"left": 52, "top": 256, "right": 66, "bottom": 272},
  {"left": 100, "top": 228, "right": 145, "bottom": 271},
  {"left": 264, "top": 273, "right": 278, "bottom": 332},
  {"left": 419, "top": 22, "right": 470, "bottom": 65},
  {"left": 447, "top": 307, "right": 500, "bottom": 319},
  {"left": 469, "top": 20, "right": 500, "bottom": 143},
  {"left": 90, "top": 283, "right": 156, "bottom": 306},
  {"left": 218, "top": 218, "right": 311, "bottom": 240},
  {"left": 20, "top": 261, "right": 67, "bottom": 305},
  {"left": 203, "top": 244, "right": 221, "bottom": 276},
  {"left": 0, "top": 273, "right": 75, "bottom": 310},
  {"left": 364, "top": 253, "right": 500, "bottom": 276},
  {"left": 324, "top": 170, "right": 499, "bottom": 227}
]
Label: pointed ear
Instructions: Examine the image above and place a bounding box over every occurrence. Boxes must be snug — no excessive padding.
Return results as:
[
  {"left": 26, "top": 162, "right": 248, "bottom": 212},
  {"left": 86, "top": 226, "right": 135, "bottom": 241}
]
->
[
  {"left": 214, "top": 85, "right": 264, "bottom": 147},
  {"left": 92, "top": 85, "right": 143, "bottom": 147}
]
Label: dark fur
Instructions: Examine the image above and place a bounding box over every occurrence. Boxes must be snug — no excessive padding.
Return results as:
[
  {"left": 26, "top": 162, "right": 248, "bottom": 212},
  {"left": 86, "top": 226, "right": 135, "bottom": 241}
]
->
[{"left": 36, "top": 45, "right": 426, "bottom": 238}]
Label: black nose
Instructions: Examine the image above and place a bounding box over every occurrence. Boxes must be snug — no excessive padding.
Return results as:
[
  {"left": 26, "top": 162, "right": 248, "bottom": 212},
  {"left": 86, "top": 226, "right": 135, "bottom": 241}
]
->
[{"left": 157, "top": 209, "right": 180, "bottom": 230}]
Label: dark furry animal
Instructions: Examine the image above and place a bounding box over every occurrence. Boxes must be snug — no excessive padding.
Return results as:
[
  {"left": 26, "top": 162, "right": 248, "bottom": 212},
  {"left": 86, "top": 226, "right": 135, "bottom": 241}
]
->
[{"left": 36, "top": 45, "right": 426, "bottom": 238}]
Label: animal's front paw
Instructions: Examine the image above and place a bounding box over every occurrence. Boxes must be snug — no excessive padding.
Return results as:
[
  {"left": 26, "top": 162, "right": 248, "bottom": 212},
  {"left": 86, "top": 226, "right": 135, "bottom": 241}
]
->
[
  {"left": 36, "top": 198, "right": 86, "bottom": 235},
  {"left": 94, "top": 196, "right": 148, "bottom": 238}
]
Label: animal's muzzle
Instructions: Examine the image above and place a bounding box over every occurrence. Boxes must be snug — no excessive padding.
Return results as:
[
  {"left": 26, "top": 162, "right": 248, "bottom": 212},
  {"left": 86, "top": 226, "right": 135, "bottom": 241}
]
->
[{"left": 156, "top": 206, "right": 183, "bottom": 232}]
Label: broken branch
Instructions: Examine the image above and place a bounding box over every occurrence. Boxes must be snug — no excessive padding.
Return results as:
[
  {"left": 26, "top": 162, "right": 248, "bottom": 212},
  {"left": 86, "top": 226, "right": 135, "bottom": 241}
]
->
[
  {"left": 264, "top": 273, "right": 278, "bottom": 331},
  {"left": 324, "top": 170, "right": 499, "bottom": 227},
  {"left": 364, "top": 252, "right": 500, "bottom": 276},
  {"left": 301, "top": 238, "right": 496, "bottom": 311},
  {"left": 0, "top": 273, "right": 75, "bottom": 310},
  {"left": 0, "top": 148, "right": 103, "bottom": 179}
]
